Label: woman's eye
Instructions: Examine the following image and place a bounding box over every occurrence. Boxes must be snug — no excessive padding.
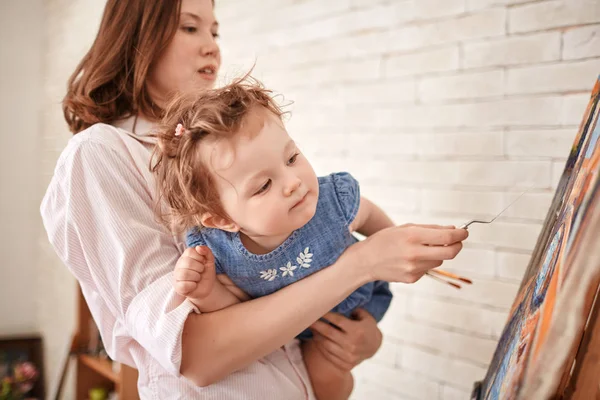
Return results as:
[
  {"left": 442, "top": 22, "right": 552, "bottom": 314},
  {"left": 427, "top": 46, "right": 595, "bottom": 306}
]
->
[
  {"left": 212, "top": 32, "right": 220, "bottom": 39},
  {"left": 182, "top": 26, "right": 197, "bottom": 33},
  {"left": 287, "top": 153, "right": 299, "bottom": 166},
  {"left": 255, "top": 179, "right": 271, "bottom": 195}
]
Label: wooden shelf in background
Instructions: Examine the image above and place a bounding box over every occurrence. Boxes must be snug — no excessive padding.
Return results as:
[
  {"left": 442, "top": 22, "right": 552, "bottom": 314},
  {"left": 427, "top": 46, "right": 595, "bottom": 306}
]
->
[
  {"left": 75, "top": 285, "right": 139, "bottom": 399},
  {"left": 79, "top": 354, "right": 120, "bottom": 383}
]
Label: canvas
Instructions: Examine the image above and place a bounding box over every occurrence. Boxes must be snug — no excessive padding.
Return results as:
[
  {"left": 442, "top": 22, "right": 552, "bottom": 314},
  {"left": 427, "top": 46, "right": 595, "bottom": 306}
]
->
[{"left": 474, "top": 76, "right": 600, "bottom": 400}]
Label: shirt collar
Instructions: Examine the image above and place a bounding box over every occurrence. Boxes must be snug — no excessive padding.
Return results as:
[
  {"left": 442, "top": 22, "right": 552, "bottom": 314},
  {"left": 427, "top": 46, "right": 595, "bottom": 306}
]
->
[{"left": 112, "top": 115, "right": 158, "bottom": 145}]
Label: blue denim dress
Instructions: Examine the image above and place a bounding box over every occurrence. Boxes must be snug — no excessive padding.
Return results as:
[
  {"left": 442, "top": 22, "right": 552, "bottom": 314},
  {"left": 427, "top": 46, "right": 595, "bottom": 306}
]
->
[{"left": 186, "top": 172, "right": 393, "bottom": 340}]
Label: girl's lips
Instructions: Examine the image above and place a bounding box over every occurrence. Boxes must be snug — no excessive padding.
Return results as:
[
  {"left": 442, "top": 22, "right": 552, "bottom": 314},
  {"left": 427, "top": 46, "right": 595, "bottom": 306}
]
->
[{"left": 291, "top": 192, "right": 308, "bottom": 210}]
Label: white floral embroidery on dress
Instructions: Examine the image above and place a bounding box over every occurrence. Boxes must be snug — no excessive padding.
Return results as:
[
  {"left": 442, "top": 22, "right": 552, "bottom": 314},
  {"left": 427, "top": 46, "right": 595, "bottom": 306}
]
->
[
  {"left": 259, "top": 247, "right": 314, "bottom": 281},
  {"left": 259, "top": 268, "right": 278, "bottom": 281},
  {"left": 280, "top": 262, "right": 297, "bottom": 277},
  {"left": 298, "top": 247, "right": 313, "bottom": 268}
]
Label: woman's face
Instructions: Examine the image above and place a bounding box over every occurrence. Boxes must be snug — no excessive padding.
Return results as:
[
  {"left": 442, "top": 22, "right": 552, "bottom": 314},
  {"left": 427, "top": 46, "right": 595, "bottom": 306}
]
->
[{"left": 147, "top": 0, "right": 221, "bottom": 104}]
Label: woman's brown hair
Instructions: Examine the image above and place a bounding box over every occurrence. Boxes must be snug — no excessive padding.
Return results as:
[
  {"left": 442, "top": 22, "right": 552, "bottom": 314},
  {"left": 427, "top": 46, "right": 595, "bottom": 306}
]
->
[
  {"left": 63, "top": 0, "right": 183, "bottom": 134},
  {"left": 152, "top": 75, "right": 285, "bottom": 232}
]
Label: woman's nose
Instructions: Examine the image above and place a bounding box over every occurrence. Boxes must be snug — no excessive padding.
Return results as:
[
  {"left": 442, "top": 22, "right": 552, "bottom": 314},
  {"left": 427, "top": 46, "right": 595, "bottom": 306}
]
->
[{"left": 200, "top": 32, "right": 220, "bottom": 58}]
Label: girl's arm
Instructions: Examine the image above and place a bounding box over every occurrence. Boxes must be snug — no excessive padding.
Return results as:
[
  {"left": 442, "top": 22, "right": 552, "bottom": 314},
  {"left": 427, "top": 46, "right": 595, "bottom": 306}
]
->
[{"left": 349, "top": 196, "right": 394, "bottom": 237}]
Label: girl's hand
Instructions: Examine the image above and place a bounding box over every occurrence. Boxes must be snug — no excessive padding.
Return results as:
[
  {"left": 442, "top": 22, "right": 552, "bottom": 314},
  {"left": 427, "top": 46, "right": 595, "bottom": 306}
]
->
[
  {"left": 173, "top": 246, "right": 217, "bottom": 300},
  {"left": 309, "top": 309, "right": 382, "bottom": 371},
  {"left": 346, "top": 224, "right": 468, "bottom": 284}
]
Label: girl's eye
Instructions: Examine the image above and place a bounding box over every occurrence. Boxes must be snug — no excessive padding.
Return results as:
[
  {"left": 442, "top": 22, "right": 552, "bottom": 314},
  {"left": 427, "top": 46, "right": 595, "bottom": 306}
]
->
[
  {"left": 182, "top": 26, "right": 197, "bottom": 33},
  {"left": 255, "top": 179, "right": 272, "bottom": 195},
  {"left": 212, "top": 32, "right": 220, "bottom": 39},
  {"left": 287, "top": 153, "right": 299, "bottom": 166}
]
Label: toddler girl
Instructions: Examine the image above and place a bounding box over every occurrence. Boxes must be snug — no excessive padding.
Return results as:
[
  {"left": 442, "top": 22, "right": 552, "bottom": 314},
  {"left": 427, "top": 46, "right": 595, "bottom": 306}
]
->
[{"left": 152, "top": 77, "right": 394, "bottom": 398}]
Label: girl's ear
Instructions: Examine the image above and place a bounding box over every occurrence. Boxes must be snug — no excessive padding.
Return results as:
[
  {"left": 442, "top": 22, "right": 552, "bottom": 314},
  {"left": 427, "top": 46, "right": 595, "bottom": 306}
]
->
[{"left": 200, "top": 213, "right": 240, "bottom": 233}]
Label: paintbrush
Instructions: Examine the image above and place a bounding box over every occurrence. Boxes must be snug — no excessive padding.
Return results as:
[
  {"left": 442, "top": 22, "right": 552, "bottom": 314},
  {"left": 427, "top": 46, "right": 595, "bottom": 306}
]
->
[{"left": 426, "top": 269, "right": 472, "bottom": 289}]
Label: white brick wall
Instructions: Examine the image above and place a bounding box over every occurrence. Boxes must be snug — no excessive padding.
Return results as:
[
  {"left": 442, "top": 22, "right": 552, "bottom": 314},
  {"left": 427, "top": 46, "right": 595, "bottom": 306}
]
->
[
  {"left": 216, "top": 0, "right": 599, "bottom": 398},
  {"left": 37, "top": 0, "right": 600, "bottom": 398}
]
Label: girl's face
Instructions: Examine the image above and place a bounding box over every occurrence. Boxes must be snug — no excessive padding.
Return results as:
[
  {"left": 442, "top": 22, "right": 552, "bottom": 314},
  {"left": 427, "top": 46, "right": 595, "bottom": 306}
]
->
[
  {"left": 147, "top": 0, "right": 221, "bottom": 105},
  {"left": 201, "top": 108, "right": 320, "bottom": 245}
]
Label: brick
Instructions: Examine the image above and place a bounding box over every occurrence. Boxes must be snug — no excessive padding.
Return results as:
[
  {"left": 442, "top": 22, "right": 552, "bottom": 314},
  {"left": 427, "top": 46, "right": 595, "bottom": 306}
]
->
[
  {"left": 376, "top": 96, "right": 564, "bottom": 128},
  {"left": 505, "top": 129, "right": 577, "bottom": 159},
  {"left": 350, "top": 0, "right": 391, "bottom": 9},
  {"left": 414, "top": 0, "right": 467, "bottom": 19},
  {"left": 442, "top": 247, "right": 497, "bottom": 278},
  {"left": 261, "top": 4, "right": 404, "bottom": 48},
  {"left": 339, "top": 80, "right": 418, "bottom": 105},
  {"left": 463, "top": 32, "right": 561, "bottom": 68},
  {"left": 441, "top": 385, "right": 473, "bottom": 400},
  {"left": 496, "top": 251, "right": 531, "bottom": 281},
  {"left": 347, "top": 132, "right": 419, "bottom": 157},
  {"left": 457, "top": 161, "right": 551, "bottom": 188},
  {"left": 563, "top": 24, "right": 600, "bottom": 60},
  {"left": 422, "top": 189, "right": 504, "bottom": 216},
  {"left": 378, "top": 290, "right": 409, "bottom": 333},
  {"left": 552, "top": 160, "right": 568, "bottom": 188},
  {"left": 389, "top": 319, "right": 498, "bottom": 364},
  {"left": 350, "top": 382, "right": 408, "bottom": 400},
  {"left": 467, "top": 220, "right": 543, "bottom": 250},
  {"left": 562, "top": 93, "right": 597, "bottom": 125},
  {"left": 258, "top": 31, "right": 390, "bottom": 69},
  {"left": 371, "top": 338, "right": 400, "bottom": 367},
  {"left": 288, "top": 80, "right": 416, "bottom": 107},
  {"left": 507, "top": 59, "right": 600, "bottom": 95},
  {"left": 268, "top": 58, "right": 382, "bottom": 87},
  {"left": 418, "top": 132, "right": 504, "bottom": 156},
  {"left": 408, "top": 273, "right": 521, "bottom": 309},
  {"left": 466, "top": 0, "right": 530, "bottom": 10},
  {"left": 509, "top": 0, "right": 600, "bottom": 34},
  {"left": 490, "top": 309, "right": 511, "bottom": 338},
  {"left": 360, "top": 184, "right": 421, "bottom": 212},
  {"left": 383, "top": 46, "right": 461, "bottom": 78},
  {"left": 387, "top": 8, "right": 506, "bottom": 52},
  {"left": 406, "top": 296, "right": 512, "bottom": 336},
  {"left": 399, "top": 346, "right": 488, "bottom": 389},
  {"left": 418, "top": 70, "right": 504, "bottom": 101},
  {"left": 502, "top": 192, "right": 555, "bottom": 221},
  {"left": 354, "top": 363, "right": 440, "bottom": 400},
  {"left": 364, "top": 160, "right": 551, "bottom": 187}
]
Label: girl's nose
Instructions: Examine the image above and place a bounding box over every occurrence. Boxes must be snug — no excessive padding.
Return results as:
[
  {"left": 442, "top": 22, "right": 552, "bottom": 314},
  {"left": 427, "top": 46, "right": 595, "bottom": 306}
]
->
[{"left": 284, "top": 177, "right": 302, "bottom": 197}]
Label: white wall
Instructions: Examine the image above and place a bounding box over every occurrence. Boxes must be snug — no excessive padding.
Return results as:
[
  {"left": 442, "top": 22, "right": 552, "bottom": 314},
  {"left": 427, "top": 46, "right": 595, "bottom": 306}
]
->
[
  {"left": 38, "top": 0, "right": 600, "bottom": 399},
  {"left": 215, "top": 0, "right": 600, "bottom": 399},
  {"left": 0, "top": 1, "right": 44, "bottom": 335},
  {"left": 37, "top": 0, "right": 106, "bottom": 394}
]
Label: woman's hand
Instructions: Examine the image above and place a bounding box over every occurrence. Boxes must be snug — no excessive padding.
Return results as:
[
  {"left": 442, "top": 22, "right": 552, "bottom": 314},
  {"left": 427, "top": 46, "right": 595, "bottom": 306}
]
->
[
  {"left": 309, "top": 309, "right": 382, "bottom": 371},
  {"left": 344, "top": 224, "right": 468, "bottom": 285}
]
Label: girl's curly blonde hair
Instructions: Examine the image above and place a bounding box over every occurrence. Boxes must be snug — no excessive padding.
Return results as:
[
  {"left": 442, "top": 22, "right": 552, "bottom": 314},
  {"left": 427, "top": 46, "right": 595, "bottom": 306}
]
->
[{"left": 152, "top": 75, "right": 285, "bottom": 232}]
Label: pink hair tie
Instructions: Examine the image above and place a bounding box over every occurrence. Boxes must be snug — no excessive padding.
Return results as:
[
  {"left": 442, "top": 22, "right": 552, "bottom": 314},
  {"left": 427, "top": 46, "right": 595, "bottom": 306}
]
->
[{"left": 175, "top": 123, "right": 185, "bottom": 136}]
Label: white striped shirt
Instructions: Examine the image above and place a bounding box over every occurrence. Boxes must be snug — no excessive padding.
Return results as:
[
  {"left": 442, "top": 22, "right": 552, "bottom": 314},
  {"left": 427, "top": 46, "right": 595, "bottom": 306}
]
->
[{"left": 40, "top": 116, "right": 315, "bottom": 399}]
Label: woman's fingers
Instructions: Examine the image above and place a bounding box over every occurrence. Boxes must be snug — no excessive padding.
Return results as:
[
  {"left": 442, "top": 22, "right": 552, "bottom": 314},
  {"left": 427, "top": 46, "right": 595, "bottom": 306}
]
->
[
  {"left": 320, "top": 312, "right": 352, "bottom": 331},
  {"left": 310, "top": 320, "right": 347, "bottom": 345},
  {"left": 313, "top": 334, "right": 354, "bottom": 371}
]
